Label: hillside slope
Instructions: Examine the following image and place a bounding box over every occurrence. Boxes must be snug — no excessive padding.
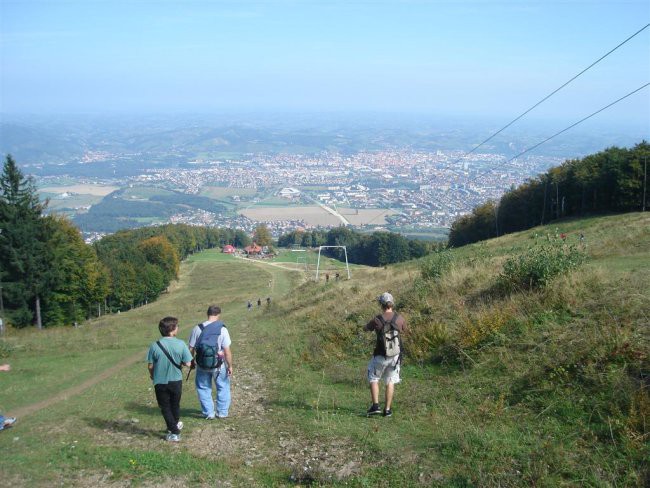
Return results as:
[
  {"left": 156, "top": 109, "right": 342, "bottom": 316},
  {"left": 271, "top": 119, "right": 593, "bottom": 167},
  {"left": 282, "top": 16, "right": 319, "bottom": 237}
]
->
[
  {"left": 260, "top": 212, "right": 649, "bottom": 486},
  {"left": 0, "top": 213, "right": 647, "bottom": 487}
]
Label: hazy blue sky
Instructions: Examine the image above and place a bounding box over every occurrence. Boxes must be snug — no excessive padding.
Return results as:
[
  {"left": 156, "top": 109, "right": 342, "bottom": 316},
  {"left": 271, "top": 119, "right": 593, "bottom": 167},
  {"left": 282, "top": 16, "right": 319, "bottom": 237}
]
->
[{"left": 1, "top": 0, "right": 649, "bottom": 128}]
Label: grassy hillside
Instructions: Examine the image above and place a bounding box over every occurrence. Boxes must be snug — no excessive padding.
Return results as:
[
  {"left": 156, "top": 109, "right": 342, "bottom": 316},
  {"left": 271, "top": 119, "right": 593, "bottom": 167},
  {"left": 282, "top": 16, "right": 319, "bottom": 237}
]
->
[
  {"left": 0, "top": 213, "right": 647, "bottom": 486},
  {"left": 258, "top": 212, "right": 649, "bottom": 486}
]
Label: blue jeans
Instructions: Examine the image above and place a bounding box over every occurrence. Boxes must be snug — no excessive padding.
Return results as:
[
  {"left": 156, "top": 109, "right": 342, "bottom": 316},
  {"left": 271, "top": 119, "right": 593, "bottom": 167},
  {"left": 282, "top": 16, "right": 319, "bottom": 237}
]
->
[
  {"left": 0, "top": 414, "right": 4, "bottom": 431},
  {"left": 195, "top": 367, "right": 231, "bottom": 418}
]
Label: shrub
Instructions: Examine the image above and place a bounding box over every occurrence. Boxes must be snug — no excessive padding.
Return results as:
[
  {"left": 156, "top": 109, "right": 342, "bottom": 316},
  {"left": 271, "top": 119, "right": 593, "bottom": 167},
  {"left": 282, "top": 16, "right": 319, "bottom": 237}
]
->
[
  {"left": 457, "top": 307, "right": 513, "bottom": 349},
  {"left": 0, "top": 340, "right": 14, "bottom": 358},
  {"left": 497, "top": 242, "right": 586, "bottom": 292},
  {"left": 421, "top": 248, "right": 454, "bottom": 281}
]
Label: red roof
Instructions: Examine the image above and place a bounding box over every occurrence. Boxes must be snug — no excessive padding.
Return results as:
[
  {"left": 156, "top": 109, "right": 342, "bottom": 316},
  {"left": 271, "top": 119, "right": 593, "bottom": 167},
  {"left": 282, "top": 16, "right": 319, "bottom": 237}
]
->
[
  {"left": 244, "top": 243, "right": 262, "bottom": 254},
  {"left": 222, "top": 245, "right": 236, "bottom": 253}
]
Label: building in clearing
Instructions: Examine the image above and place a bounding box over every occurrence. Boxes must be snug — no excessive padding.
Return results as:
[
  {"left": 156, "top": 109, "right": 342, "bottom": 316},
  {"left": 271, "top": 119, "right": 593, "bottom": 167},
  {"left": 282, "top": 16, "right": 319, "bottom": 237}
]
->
[
  {"left": 279, "top": 187, "right": 301, "bottom": 199},
  {"left": 244, "top": 243, "right": 262, "bottom": 255},
  {"left": 222, "top": 245, "right": 236, "bottom": 254}
]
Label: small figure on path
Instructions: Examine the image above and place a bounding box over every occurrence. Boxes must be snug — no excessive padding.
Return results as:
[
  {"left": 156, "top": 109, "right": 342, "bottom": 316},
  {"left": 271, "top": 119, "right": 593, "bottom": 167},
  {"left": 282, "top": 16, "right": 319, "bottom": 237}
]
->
[
  {"left": 0, "top": 364, "right": 16, "bottom": 431},
  {"left": 365, "top": 292, "right": 407, "bottom": 418},
  {"left": 247, "top": 301, "right": 252, "bottom": 312},
  {"left": 268, "top": 279, "right": 272, "bottom": 288},
  {"left": 325, "top": 273, "right": 330, "bottom": 283},
  {"left": 147, "top": 317, "right": 193, "bottom": 442},
  {"left": 257, "top": 298, "right": 262, "bottom": 307},
  {"left": 188, "top": 305, "right": 233, "bottom": 420},
  {"left": 266, "top": 296, "right": 271, "bottom": 307},
  {"left": 335, "top": 272, "right": 340, "bottom": 281}
]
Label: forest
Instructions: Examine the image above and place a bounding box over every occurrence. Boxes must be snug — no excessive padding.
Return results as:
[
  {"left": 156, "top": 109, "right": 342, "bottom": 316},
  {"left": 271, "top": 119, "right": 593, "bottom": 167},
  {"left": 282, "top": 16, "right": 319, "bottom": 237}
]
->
[
  {"left": 449, "top": 142, "right": 649, "bottom": 247},
  {"left": 278, "top": 227, "right": 434, "bottom": 266}
]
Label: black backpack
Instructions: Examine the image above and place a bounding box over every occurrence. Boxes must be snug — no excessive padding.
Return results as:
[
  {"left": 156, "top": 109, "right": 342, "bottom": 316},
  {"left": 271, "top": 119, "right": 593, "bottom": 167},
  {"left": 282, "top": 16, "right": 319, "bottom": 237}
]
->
[
  {"left": 195, "top": 321, "right": 225, "bottom": 369},
  {"left": 376, "top": 314, "right": 401, "bottom": 358}
]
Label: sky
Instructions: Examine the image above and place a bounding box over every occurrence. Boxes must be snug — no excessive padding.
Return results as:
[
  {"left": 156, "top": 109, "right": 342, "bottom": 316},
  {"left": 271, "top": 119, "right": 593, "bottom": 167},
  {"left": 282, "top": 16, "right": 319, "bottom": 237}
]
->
[{"left": 1, "top": 0, "right": 649, "bottom": 130}]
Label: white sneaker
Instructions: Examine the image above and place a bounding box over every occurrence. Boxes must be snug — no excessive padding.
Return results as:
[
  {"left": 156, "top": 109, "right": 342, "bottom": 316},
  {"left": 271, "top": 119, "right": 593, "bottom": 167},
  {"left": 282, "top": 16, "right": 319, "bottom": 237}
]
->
[
  {"left": 177, "top": 421, "right": 183, "bottom": 431},
  {"left": 166, "top": 433, "right": 180, "bottom": 442},
  {"left": 2, "top": 417, "right": 16, "bottom": 428},
  {"left": 205, "top": 414, "right": 215, "bottom": 420}
]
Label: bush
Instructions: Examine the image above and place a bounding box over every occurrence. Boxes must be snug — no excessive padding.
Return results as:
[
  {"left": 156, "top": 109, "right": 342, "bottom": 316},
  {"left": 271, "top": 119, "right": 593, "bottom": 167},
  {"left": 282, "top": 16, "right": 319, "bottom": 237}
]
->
[
  {"left": 421, "top": 248, "right": 454, "bottom": 281},
  {"left": 498, "top": 242, "right": 586, "bottom": 292},
  {"left": 0, "top": 340, "right": 14, "bottom": 358}
]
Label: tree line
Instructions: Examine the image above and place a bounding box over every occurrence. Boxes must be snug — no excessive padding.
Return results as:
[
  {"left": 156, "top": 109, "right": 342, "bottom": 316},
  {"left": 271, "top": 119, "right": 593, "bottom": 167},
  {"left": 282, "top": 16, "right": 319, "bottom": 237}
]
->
[
  {"left": 0, "top": 155, "right": 251, "bottom": 329},
  {"left": 278, "top": 227, "right": 434, "bottom": 266},
  {"left": 449, "top": 142, "right": 650, "bottom": 247}
]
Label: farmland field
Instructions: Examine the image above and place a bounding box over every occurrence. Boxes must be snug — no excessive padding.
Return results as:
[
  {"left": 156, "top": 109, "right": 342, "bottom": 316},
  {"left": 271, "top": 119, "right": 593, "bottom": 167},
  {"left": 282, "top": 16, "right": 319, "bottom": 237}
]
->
[
  {"left": 201, "top": 186, "right": 258, "bottom": 199},
  {"left": 39, "top": 184, "right": 119, "bottom": 196},
  {"left": 241, "top": 205, "right": 397, "bottom": 226},
  {"left": 240, "top": 205, "right": 341, "bottom": 226},
  {"left": 120, "top": 186, "right": 174, "bottom": 199},
  {"left": 337, "top": 207, "right": 397, "bottom": 225}
]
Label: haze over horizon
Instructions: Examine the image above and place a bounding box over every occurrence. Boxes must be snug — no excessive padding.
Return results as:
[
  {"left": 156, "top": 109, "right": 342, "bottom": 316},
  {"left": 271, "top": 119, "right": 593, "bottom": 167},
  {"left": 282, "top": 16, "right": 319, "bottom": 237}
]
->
[{"left": 1, "top": 0, "right": 649, "bottom": 135}]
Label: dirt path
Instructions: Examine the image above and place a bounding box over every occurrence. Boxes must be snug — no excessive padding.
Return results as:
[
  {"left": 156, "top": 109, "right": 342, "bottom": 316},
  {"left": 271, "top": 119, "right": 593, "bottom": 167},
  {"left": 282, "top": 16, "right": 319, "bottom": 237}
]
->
[
  {"left": 9, "top": 256, "right": 362, "bottom": 484},
  {"left": 11, "top": 348, "right": 147, "bottom": 419}
]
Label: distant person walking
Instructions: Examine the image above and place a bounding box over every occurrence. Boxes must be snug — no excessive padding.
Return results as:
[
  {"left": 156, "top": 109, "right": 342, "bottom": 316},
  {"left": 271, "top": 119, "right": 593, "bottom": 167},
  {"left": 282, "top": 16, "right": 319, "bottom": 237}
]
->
[
  {"left": 0, "top": 364, "right": 16, "bottom": 431},
  {"left": 365, "top": 292, "right": 407, "bottom": 418},
  {"left": 257, "top": 298, "right": 262, "bottom": 307},
  {"left": 247, "top": 301, "right": 253, "bottom": 312},
  {"left": 147, "top": 317, "right": 193, "bottom": 442},
  {"left": 266, "top": 296, "right": 271, "bottom": 307},
  {"left": 325, "top": 273, "right": 330, "bottom": 283},
  {"left": 188, "top": 305, "right": 233, "bottom": 419}
]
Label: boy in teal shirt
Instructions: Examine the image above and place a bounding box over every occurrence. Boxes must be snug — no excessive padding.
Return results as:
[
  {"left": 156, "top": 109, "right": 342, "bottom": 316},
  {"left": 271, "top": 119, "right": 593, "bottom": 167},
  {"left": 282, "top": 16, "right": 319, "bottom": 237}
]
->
[{"left": 147, "top": 317, "right": 192, "bottom": 442}]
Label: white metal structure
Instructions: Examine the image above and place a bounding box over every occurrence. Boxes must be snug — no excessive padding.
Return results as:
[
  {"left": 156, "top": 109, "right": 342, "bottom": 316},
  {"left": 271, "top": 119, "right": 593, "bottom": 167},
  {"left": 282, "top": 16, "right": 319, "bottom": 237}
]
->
[{"left": 315, "top": 245, "right": 351, "bottom": 280}]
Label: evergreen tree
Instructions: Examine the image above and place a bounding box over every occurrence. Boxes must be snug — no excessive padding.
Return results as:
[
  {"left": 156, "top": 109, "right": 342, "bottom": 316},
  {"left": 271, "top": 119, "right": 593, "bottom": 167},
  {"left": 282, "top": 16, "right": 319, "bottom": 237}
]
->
[{"left": 0, "top": 155, "right": 50, "bottom": 328}]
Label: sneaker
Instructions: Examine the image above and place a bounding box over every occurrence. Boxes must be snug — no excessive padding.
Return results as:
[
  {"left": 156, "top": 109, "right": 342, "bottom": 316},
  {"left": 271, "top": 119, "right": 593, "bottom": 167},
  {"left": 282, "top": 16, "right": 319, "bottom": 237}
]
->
[
  {"left": 165, "top": 433, "right": 180, "bottom": 442},
  {"left": 383, "top": 409, "right": 392, "bottom": 417},
  {"left": 216, "top": 414, "right": 228, "bottom": 419},
  {"left": 177, "top": 421, "right": 183, "bottom": 431},
  {"left": 367, "top": 403, "right": 381, "bottom": 416},
  {"left": 205, "top": 414, "right": 215, "bottom": 420},
  {"left": 2, "top": 417, "right": 16, "bottom": 428}
]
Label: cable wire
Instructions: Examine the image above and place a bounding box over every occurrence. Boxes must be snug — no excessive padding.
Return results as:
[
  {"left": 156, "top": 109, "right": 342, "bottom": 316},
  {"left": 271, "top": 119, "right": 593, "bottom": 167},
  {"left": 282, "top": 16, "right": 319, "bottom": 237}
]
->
[
  {"left": 364, "top": 82, "right": 650, "bottom": 228},
  {"left": 499, "top": 82, "right": 649, "bottom": 166},
  {"left": 453, "top": 23, "right": 650, "bottom": 164}
]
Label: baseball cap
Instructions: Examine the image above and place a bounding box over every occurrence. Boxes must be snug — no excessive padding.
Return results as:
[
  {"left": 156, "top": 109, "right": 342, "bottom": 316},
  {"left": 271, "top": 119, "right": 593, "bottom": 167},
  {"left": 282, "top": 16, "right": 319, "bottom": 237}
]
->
[{"left": 377, "top": 292, "right": 394, "bottom": 305}]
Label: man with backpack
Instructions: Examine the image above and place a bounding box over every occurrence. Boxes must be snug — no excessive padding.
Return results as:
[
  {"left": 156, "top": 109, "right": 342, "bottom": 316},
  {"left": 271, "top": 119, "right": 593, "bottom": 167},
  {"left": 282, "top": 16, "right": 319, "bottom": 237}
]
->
[
  {"left": 146, "top": 317, "right": 193, "bottom": 442},
  {"left": 188, "top": 305, "right": 233, "bottom": 420},
  {"left": 365, "top": 292, "right": 406, "bottom": 417}
]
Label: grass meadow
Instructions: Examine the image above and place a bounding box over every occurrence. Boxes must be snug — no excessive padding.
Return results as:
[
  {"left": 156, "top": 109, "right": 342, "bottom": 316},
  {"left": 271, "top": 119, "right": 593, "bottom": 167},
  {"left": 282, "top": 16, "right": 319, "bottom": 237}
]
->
[{"left": 0, "top": 212, "right": 648, "bottom": 486}]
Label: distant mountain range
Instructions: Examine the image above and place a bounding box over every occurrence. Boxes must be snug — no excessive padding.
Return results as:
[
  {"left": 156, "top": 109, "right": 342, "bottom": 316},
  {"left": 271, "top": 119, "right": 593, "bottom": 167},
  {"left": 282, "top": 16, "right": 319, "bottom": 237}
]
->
[{"left": 1, "top": 114, "right": 646, "bottom": 168}]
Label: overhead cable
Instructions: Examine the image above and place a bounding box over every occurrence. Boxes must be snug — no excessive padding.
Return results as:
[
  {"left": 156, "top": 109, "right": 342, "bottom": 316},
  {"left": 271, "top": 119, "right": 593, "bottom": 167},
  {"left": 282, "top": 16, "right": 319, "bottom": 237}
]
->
[
  {"left": 453, "top": 23, "right": 650, "bottom": 164},
  {"left": 501, "top": 82, "right": 650, "bottom": 165}
]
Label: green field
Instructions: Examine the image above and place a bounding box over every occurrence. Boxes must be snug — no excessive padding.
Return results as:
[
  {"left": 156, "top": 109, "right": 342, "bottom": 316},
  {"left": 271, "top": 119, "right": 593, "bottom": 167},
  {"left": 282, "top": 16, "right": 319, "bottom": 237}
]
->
[
  {"left": 1, "top": 213, "right": 648, "bottom": 486},
  {"left": 121, "top": 186, "right": 174, "bottom": 199},
  {"left": 200, "top": 186, "right": 258, "bottom": 200}
]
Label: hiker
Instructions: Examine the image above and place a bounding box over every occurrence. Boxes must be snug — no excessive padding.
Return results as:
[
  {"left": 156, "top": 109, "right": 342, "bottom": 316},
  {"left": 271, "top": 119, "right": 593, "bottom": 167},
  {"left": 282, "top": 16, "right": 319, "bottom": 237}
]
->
[
  {"left": 146, "top": 317, "right": 193, "bottom": 442},
  {"left": 266, "top": 296, "right": 271, "bottom": 307},
  {"left": 325, "top": 273, "right": 330, "bottom": 283},
  {"left": 0, "top": 364, "right": 16, "bottom": 431},
  {"left": 268, "top": 279, "right": 272, "bottom": 288},
  {"left": 247, "top": 301, "right": 252, "bottom": 312},
  {"left": 257, "top": 298, "right": 261, "bottom": 307},
  {"left": 188, "top": 305, "right": 233, "bottom": 419},
  {"left": 365, "top": 292, "right": 407, "bottom": 417},
  {"left": 335, "top": 272, "right": 340, "bottom": 281}
]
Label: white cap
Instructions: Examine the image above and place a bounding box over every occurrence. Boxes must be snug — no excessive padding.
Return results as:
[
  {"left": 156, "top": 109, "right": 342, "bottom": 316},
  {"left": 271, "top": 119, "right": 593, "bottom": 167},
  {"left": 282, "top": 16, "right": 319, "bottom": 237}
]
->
[{"left": 377, "top": 292, "right": 394, "bottom": 305}]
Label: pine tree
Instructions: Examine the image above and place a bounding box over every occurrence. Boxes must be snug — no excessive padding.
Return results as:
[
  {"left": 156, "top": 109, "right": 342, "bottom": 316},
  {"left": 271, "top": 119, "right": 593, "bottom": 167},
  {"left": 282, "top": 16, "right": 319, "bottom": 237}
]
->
[{"left": 0, "top": 155, "right": 50, "bottom": 328}]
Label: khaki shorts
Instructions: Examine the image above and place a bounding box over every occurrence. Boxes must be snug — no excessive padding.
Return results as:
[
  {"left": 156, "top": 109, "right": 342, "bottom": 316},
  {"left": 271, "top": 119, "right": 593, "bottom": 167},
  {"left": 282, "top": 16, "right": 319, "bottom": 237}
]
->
[{"left": 367, "top": 355, "right": 401, "bottom": 385}]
